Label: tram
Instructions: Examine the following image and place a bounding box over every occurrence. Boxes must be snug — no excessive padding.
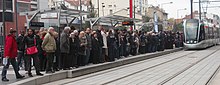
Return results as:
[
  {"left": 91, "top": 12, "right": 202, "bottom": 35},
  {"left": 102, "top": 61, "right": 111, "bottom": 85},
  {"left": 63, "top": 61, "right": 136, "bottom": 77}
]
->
[{"left": 183, "top": 19, "right": 220, "bottom": 49}]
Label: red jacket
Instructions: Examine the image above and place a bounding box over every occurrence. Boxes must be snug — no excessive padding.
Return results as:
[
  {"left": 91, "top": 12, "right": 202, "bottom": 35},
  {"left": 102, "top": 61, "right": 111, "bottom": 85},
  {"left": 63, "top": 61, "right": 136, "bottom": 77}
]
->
[{"left": 4, "top": 34, "right": 18, "bottom": 58}]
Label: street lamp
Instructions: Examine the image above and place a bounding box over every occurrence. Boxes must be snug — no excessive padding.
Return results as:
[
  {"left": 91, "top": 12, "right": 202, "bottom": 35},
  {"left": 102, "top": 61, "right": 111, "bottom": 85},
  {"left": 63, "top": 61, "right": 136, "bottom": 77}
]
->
[
  {"left": 177, "top": 8, "right": 187, "bottom": 19},
  {"left": 161, "top": 2, "right": 173, "bottom": 9},
  {"left": 191, "top": 0, "right": 193, "bottom": 19},
  {"left": 2, "top": 0, "right": 6, "bottom": 52},
  {"left": 79, "top": 0, "right": 82, "bottom": 30}
]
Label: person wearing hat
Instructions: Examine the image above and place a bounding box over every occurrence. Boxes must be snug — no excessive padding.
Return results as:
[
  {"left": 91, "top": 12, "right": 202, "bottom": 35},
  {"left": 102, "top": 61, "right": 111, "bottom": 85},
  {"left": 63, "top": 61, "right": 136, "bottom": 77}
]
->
[{"left": 2, "top": 28, "right": 25, "bottom": 82}]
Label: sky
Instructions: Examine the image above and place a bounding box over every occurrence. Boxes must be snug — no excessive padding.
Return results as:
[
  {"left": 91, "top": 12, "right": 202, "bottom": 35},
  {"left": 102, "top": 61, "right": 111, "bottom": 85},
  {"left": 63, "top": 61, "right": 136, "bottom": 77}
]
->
[{"left": 148, "top": 0, "right": 220, "bottom": 19}]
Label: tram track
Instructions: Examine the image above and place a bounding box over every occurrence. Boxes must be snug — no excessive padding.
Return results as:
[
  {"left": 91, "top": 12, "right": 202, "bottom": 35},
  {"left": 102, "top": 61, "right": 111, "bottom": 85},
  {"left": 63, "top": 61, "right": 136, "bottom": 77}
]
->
[
  {"left": 159, "top": 47, "right": 220, "bottom": 85},
  {"left": 108, "top": 47, "right": 220, "bottom": 85},
  {"left": 101, "top": 51, "right": 198, "bottom": 85},
  {"left": 205, "top": 64, "right": 220, "bottom": 85}
]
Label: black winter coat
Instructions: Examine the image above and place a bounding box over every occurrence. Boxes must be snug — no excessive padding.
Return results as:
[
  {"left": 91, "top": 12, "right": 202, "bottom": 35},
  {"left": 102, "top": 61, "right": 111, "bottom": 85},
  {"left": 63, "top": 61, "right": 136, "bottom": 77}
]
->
[{"left": 17, "top": 35, "right": 25, "bottom": 51}]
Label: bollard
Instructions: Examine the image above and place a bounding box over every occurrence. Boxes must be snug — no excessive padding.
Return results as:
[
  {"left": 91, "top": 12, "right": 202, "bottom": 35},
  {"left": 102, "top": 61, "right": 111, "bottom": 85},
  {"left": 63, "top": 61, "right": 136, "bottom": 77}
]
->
[{"left": 67, "top": 71, "right": 73, "bottom": 78}]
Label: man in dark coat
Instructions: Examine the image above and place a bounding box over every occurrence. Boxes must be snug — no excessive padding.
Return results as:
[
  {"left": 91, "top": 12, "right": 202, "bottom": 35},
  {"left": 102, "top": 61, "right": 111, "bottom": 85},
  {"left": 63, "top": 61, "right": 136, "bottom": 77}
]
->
[
  {"left": 139, "top": 32, "right": 146, "bottom": 54},
  {"left": 167, "top": 32, "right": 172, "bottom": 49},
  {"left": 107, "top": 30, "right": 117, "bottom": 61},
  {"left": 91, "top": 32, "right": 102, "bottom": 64},
  {"left": 96, "top": 26, "right": 104, "bottom": 63},
  {"left": 70, "top": 30, "right": 80, "bottom": 68},
  {"left": 152, "top": 33, "right": 159, "bottom": 52},
  {"left": 170, "top": 32, "right": 175, "bottom": 49},
  {"left": 158, "top": 31, "right": 165, "bottom": 51},
  {"left": 147, "top": 33, "right": 153, "bottom": 53},
  {"left": 16, "top": 30, "right": 25, "bottom": 70},
  {"left": 119, "top": 31, "right": 128, "bottom": 57},
  {"left": 85, "top": 28, "right": 92, "bottom": 65},
  {"left": 60, "top": 27, "right": 71, "bottom": 70},
  {"left": 175, "top": 32, "right": 181, "bottom": 48},
  {"left": 114, "top": 29, "right": 120, "bottom": 59},
  {"left": 129, "top": 33, "right": 136, "bottom": 55}
]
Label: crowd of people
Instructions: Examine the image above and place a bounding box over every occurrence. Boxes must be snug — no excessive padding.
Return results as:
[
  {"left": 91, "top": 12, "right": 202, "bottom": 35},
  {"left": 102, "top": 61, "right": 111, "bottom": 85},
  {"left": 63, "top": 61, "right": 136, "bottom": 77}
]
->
[{"left": 1, "top": 26, "right": 183, "bottom": 81}]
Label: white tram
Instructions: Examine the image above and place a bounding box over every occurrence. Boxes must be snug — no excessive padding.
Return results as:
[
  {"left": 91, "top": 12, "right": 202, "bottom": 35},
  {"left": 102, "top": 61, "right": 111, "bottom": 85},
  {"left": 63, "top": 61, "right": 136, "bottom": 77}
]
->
[{"left": 183, "top": 19, "right": 220, "bottom": 49}]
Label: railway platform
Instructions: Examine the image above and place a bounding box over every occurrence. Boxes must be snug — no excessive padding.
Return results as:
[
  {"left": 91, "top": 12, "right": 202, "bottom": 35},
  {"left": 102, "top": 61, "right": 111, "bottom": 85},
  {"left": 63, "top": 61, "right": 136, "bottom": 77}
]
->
[{"left": 1, "top": 48, "right": 181, "bottom": 85}]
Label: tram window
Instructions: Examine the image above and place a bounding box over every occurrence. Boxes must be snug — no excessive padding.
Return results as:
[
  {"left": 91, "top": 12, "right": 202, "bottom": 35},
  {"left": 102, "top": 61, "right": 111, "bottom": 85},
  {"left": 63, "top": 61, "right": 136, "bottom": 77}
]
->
[
  {"left": 213, "top": 27, "right": 218, "bottom": 38},
  {"left": 208, "top": 27, "right": 212, "bottom": 39},
  {"left": 211, "top": 27, "right": 214, "bottom": 39},
  {"left": 199, "top": 25, "right": 205, "bottom": 41},
  {"left": 205, "top": 27, "right": 209, "bottom": 39},
  {"left": 218, "top": 29, "right": 220, "bottom": 38}
]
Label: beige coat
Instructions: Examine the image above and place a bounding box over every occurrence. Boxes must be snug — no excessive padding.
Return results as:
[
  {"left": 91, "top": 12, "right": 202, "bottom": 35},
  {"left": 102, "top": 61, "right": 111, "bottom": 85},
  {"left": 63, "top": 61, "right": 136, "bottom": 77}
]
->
[{"left": 42, "top": 32, "right": 57, "bottom": 53}]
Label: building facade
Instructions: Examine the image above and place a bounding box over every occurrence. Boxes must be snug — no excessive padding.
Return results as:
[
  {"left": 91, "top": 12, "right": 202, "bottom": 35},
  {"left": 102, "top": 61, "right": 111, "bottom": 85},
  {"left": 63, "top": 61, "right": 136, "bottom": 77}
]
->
[
  {"left": 146, "top": 6, "right": 168, "bottom": 21},
  {"left": 1, "top": 0, "right": 27, "bottom": 35},
  {"left": 146, "top": 6, "right": 168, "bottom": 31},
  {"left": 46, "top": 0, "right": 91, "bottom": 28},
  {"left": 0, "top": 0, "right": 42, "bottom": 35},
  {"left": 91, "top": 0, "right": 148, "bottom": 17},
  {"left": 135, "top": 0, "right": 148, "bottom": 16}
]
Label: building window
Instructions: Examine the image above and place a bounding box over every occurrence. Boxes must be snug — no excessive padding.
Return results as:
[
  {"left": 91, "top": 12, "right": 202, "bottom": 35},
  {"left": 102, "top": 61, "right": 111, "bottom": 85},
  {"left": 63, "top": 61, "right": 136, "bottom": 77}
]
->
[
  {"left": 0, "top": 0, "right": 2, "bottom": 10},
  {"left": 5, "top": 0, "right": 13, "bottom": 11},
  {"left": 32, "top": 0, "right": 37, "bottom": 2},
  {"left": 0, "top": 0, "right": 13, "bottom": 11},
  {"left": 0, "top": 12, "right": 13, "bottom": 22},
  {"left": 110, "top": 9, "right": 113, "bottom": 15},
  {"left": 109, "top": 5, "right": 112, "bottom": 8},
  {"left": 18, "top": 2, "right": 30, "bottom": 12}
]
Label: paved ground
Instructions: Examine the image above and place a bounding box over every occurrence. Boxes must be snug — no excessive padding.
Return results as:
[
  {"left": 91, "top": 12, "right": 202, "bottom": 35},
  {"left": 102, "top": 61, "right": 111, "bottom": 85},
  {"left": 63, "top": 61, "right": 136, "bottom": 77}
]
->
[
  {"left": 0, "top": 64, "right": 95, "bottom": 85},
  {"left": 210, "top": 70, "right": 220, "bottom": 85},
  {"left": 43, "top": 46, "right": 220, "bottom": 85},
  {"left": 0, "top": 66, "right": 41, "bottom": 85}
]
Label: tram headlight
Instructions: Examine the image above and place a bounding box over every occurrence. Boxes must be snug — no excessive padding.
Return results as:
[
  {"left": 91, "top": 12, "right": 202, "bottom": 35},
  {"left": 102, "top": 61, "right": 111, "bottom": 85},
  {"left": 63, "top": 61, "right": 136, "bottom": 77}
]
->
[
  {"left": 186, "top": 41, "right": 190, "bottom": 43},
  {"left": 194, "top": 41, "right": 197, "bottom": 43}
]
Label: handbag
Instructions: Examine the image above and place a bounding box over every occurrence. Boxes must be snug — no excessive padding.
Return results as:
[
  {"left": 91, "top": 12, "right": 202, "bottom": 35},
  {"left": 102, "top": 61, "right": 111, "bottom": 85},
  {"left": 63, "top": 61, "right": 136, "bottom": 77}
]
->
[{"left": 26, "top": 37, "right": 38, "bottom": 55}]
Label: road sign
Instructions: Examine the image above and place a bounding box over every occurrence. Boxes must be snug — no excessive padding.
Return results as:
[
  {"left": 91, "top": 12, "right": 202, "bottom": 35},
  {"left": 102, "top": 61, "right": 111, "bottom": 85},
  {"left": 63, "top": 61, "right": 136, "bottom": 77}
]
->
[
  {"left": 30, "top": 22, "right": 44, "bottom": 27},
  {"left": 41, "top": 13, "right": 58, "bottom": 19}
]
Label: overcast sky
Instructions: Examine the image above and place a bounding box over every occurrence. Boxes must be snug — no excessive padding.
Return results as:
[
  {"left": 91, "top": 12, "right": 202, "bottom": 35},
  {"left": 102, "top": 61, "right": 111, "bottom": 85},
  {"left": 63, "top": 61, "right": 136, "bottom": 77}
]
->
[{"left": 148, "top": 0, "right": 220, "bottom": 19}]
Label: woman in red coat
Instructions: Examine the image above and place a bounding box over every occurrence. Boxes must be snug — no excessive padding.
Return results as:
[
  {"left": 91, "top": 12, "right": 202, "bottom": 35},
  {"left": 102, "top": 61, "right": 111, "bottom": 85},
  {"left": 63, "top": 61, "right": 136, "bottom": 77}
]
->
[{"left": 1, "top": 28, "right": 24, "bottom": 82}]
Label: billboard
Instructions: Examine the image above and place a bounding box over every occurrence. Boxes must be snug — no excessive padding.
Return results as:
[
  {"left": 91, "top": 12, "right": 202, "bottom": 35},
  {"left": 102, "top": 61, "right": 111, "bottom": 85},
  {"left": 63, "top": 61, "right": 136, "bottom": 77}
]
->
[{"left": 41, "top": 13, "right": 58, "bottom": 19}]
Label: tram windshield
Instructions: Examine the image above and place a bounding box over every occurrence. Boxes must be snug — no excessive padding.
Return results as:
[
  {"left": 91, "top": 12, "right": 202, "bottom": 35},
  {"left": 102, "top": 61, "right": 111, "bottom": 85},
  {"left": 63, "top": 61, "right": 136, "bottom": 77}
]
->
[{"left": 185, "top": 19, "right": 199, "bottom": 41}]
